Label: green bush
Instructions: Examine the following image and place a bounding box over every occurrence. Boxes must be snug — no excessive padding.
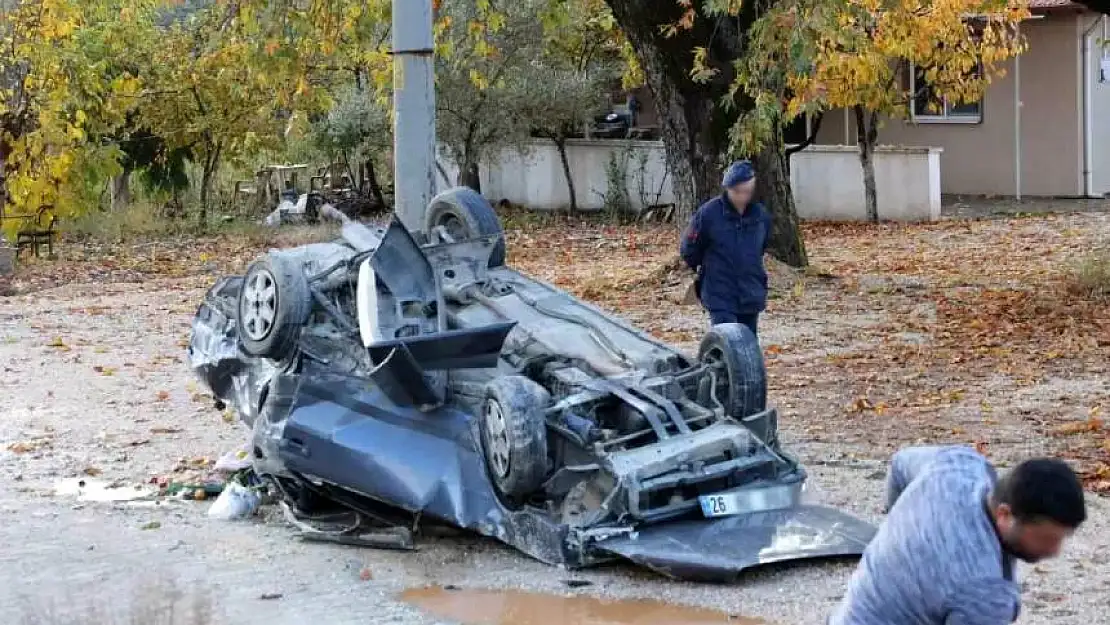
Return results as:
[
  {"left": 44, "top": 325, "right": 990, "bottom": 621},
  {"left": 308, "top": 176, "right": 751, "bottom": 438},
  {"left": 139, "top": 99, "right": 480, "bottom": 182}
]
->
[{"left": 1072, "top": 249, "right": 1110, "bottom": 300}]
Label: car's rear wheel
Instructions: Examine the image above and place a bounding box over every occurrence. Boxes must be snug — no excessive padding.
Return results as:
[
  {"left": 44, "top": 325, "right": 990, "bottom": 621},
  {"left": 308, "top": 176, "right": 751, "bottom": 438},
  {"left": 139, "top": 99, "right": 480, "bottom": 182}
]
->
[
  {"left": 237, "top": 253, "right": 312, "bottom": 359},
  {"left": 480, "top": 376, "right": 550, "bottom": 506},
  {"left": 425, "top": 186, "right": 506, "bottom": 267},
  {"left": 697, "top": 323, "right": 767, "bottom": 419}
]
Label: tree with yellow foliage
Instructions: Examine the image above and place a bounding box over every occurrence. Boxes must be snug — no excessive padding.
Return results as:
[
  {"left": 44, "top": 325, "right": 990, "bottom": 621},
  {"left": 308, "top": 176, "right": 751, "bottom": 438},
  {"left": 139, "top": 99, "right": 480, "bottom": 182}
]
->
[
  {"left": 734, "top": 0, "right": 1028, "bottom": 221},
  {"left": 134, "top": 5, "right": 287, "bottom": 223},
  {"left": 0, "top": 0, "right": 150, "bottom": 236}
]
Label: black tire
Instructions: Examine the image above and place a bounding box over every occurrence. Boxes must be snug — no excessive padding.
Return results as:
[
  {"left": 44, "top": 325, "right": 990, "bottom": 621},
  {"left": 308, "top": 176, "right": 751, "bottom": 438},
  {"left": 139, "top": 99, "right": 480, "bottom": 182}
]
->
[
  {"left": 697, "top": 323, "right": 767, "bottom": 418},
  {"left": 237, "top": 253, "right": 312, "bottom": 359},
  {"left": 425, "top": 186, "right": 506, "bottom": 267},
  {"left": 479, "top": 376, "right": 550, "bottom": 505}
]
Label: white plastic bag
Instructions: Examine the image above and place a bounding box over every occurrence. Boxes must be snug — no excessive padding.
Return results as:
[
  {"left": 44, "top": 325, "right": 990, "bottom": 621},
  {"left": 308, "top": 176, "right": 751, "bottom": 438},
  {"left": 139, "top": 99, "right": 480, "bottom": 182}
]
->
[
  {"left": 207, "top": 482, "right": 261, "bottom": 520},
  {"left": 213, "top": 443, "right": 252, "bottom": 473}
]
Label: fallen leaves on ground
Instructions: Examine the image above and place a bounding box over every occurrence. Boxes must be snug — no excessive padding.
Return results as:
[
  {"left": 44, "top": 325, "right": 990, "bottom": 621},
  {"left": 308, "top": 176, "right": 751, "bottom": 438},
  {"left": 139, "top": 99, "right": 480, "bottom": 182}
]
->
[
  {"left": 509, "top": 212, "right": 1110, "bottom": 484},
  {"left": 7, "top": 433, "right": 55, "bottom": 454}
]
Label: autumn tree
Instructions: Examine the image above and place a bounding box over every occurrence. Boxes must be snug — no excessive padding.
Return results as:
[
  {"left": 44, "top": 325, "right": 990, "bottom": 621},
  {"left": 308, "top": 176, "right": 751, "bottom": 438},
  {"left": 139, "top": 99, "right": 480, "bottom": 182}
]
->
[
  {"left": 311, "top": 85, "right": 392, "bottom": 208},
  {"left": 737, "top": 0, "right": 1028, "bottom": 222},
  {"left": 507, "top": 1, "right": 626, "bottom": 212},
  {"left": 229, "top": 0, "right": 394, "bottom": 210},
  {"left": 133, "top": 5, "right": 291, "bottom": 222},
  {"left": 433, "top": 0, "right": 547, "bottom": 191},
  {"left": 602, "top": 0, "right": 808, "bottom": 266},
  {"left": 0, "top": 0, "right": 149, "bottom": 234}
]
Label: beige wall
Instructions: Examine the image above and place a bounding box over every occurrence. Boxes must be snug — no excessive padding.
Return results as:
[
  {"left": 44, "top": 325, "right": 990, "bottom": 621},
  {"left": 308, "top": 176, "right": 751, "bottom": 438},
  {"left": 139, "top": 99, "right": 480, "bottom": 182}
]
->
[
  {"left": 1089, "top": 16, "right": 1110, "bottom": 196},
  {"left": 817, "top": 13, "right": 1083, "bottom": 197}
]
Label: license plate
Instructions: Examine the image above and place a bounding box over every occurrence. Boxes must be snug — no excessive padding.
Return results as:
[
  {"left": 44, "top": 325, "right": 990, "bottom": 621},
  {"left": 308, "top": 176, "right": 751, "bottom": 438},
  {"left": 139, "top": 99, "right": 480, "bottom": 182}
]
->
[
  {"left": 698, "top": 484, "right": 801, "bottom": 518},
  {"left": 699, "top": 493, "right": 740, "bottom": 517}
]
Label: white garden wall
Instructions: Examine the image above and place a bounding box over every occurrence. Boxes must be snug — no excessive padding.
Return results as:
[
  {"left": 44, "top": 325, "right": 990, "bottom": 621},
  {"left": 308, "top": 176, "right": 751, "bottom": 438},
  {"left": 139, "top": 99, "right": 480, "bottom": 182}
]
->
[
  {"left": 437, "top": 139, "right": 674, "bottom": 212},
  {"left": 788, "top": 145, "right": 943, "bottom": 221},
  {"left": 437, "top": 139, "right": 943, "bottom": 221}
]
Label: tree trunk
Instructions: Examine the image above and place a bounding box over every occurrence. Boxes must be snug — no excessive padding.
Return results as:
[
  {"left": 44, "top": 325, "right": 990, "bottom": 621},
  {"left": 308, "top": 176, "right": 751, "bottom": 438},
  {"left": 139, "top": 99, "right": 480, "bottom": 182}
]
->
[
  {"left": 554, "top": 137, "right": 577, "bottom": 213},
  {"left": 784, "top": 113, "right": 824, "bottom": 175},
  {"left": 365, "top": 158, "right": 386, "bottom": 208},
  {"left": 339, "top": 151, "right": 358, "bottom": 193},
  {"left": 604, "top": 0, "right": 807, "bottom": 265},
  {"left": 110, "top": 168, "right": 132, "bottom": 211},
  {"left": 603, "top": 0, "right": 748, "bottom": 223},
  {"left": 854, "top": 106, "right": 880, "bottom": 223},
  {"left": 199, "top": 167, "right": 212, "bottom": 225},
  {"left": 199, "top": 144, "right": 221, "bottom": 226},
  {"left": 458, "top": 159, "right": 481, "bottom": 193},
  {"left": 755, "top": 139, "right": 807, "bottom": 267}
]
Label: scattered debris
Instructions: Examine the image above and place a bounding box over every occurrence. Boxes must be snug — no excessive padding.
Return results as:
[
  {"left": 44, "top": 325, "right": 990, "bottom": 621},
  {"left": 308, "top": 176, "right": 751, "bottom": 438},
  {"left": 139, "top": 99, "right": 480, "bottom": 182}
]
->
[
  {"left": 263, "top": 193, "right": 329, "bottom": 228},
  {"left": 160, "top": 481, "right": 225, "bottom": 500},
  {"left": 280, "top": 502, "right": 415, "bottom": 551},
  {"left": 213, "top": 442, "right": 252, "bottom": 473},
  {"left": 207, "top": 482, "right": 261, "bottom": 520},
  {"left": 54, "top": 478, "right": 156, "bottom": 503},
  {"left": 7, "top": 432, "right": 55, "bottom": 454}
]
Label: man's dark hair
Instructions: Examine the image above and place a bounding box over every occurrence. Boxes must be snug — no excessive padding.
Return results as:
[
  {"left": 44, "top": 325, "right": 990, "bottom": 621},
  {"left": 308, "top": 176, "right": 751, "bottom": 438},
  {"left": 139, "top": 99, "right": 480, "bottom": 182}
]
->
[{"left": 994, "top": 458, "right": 1086, "bottom": 528}]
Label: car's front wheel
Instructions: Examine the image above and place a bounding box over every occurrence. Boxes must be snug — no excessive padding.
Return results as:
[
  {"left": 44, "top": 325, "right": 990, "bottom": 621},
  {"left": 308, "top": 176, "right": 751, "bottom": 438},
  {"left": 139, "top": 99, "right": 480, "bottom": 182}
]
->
[
  {"left": 697, "top": 323, "right": 767, "bottom": 419},
  {"left": 237, "top": 253, "right": 312, "bottom": 359},
  {"left": 479, "top": 376, "right": 550, "bottom": 506}
]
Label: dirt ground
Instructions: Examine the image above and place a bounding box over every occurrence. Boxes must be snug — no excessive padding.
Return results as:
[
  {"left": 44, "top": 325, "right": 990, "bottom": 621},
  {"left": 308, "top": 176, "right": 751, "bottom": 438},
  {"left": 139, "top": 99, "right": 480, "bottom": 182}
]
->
[{"left": 2, "top": 203, "right": 1109, "bottom": 624}]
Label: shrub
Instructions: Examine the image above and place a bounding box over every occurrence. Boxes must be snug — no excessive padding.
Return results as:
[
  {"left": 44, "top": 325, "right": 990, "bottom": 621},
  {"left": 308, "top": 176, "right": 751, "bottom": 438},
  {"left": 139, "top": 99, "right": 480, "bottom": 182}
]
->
[{"left": 1072, "top": 249, "right": 1110, "bottom": 301}]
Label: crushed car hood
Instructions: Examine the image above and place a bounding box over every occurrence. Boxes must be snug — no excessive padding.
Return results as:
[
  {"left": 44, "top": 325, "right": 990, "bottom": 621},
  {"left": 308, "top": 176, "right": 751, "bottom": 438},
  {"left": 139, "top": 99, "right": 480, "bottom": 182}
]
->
[{"left": 595, "top": 505, "right": 876, "bottom": 582}]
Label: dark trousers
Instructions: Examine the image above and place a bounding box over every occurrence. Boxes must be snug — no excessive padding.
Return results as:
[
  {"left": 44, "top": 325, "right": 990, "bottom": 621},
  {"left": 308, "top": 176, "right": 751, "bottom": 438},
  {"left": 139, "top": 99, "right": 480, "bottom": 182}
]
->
[{"left": 708, "top": 310, "right": 759, "bottom": 337}]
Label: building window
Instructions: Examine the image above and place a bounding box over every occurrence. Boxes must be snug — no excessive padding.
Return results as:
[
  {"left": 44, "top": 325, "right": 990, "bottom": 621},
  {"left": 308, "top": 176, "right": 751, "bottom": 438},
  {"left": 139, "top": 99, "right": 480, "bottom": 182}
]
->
[{"left": 909, "top": 65, "right": 983, "bottom": 123}]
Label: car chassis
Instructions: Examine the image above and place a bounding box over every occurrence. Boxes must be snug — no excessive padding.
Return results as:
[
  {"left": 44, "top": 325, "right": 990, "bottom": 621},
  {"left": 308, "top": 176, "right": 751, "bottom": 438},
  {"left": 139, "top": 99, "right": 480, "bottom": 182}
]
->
[{"left": 188, "top": 187, "right": 875, "bottom": 581}]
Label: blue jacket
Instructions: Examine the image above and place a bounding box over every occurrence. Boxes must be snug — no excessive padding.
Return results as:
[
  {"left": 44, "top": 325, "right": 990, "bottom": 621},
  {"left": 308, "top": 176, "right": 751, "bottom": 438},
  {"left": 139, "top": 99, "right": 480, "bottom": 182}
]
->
[{"left": 680, "top": 195, "right": 771, "bottom": 315}]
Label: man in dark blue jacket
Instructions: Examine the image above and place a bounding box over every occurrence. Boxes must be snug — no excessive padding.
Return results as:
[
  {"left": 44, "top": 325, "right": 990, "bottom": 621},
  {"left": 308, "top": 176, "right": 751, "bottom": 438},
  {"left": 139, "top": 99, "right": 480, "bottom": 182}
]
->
[{"left": 680, "top": 160, "right": 771, "bottom": 337}]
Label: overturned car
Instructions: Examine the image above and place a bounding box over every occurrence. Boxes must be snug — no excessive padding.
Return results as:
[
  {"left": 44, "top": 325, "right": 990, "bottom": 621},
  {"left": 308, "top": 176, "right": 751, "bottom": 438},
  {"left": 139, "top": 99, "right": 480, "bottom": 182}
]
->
[{"left": 188, "top": 187, "right": 876, "bottom": 581}]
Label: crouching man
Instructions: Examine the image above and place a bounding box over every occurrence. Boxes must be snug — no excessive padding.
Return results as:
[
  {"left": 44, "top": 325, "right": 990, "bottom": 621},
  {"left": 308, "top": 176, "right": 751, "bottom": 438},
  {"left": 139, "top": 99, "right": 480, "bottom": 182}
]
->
[
  {"left": 830, "top": 445, "right": 1086, "bottom": 625},
  {"left": 679, "top": 160, "right": 772, "bottom": 337}
]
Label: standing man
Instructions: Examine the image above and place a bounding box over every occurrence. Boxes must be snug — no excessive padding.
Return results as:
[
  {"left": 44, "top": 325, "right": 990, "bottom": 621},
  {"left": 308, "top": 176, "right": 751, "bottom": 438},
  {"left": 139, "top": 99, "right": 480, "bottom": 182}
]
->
[
  {"left": 830, "top": 445, "right": 1087, "bottom": 625},
  {"left": 680, "top": 160, "right": 772, "bottom": 337}
]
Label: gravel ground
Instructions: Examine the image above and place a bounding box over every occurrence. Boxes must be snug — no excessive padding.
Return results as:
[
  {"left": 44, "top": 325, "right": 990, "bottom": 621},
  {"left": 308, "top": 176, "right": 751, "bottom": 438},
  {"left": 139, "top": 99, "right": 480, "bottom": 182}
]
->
[{"left": 2, "top": 269, "right": 1110, "bottom": 625}]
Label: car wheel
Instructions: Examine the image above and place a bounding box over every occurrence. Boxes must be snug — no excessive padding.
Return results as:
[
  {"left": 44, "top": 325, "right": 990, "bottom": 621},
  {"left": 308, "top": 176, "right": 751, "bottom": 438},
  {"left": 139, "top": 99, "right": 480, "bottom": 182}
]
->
[
  {"left": 697, "top": 323, "right": 767, "bottom": 418},
  {"left": 237, "top": 253, "right": 312, "bottom": 359},
  {"left": 425, "top": 186, "right": 506, "bottom": 267},
  {"left": 480, "top": 376, "right": 550, "bottom": 505}
]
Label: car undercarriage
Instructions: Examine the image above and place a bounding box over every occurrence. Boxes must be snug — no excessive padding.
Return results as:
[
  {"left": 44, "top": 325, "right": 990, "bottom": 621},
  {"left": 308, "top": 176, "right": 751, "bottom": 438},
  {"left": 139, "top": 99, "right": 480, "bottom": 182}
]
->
[{"left": 187, "top": 186, "right": 876, "bottom": 580}]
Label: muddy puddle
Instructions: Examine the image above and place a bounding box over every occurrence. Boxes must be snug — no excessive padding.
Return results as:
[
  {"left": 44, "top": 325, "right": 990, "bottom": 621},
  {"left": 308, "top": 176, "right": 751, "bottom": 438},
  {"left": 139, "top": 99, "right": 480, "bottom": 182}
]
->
[{"left": 399, "top": 586, "right": 766, "bottom": 624}]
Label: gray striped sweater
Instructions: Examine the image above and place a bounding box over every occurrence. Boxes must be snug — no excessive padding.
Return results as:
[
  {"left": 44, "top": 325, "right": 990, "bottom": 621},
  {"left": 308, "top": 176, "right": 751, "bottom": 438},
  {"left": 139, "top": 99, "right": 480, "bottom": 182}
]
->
[{"left": 829, "top": 445, "right": 1020, "bottom": 625}]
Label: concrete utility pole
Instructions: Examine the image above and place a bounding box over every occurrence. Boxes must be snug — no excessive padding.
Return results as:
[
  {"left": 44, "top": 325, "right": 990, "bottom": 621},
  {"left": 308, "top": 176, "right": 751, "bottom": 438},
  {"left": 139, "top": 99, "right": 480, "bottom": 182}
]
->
[{"left": 392, "top": 0, "right": 437, "bottom": 236}]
